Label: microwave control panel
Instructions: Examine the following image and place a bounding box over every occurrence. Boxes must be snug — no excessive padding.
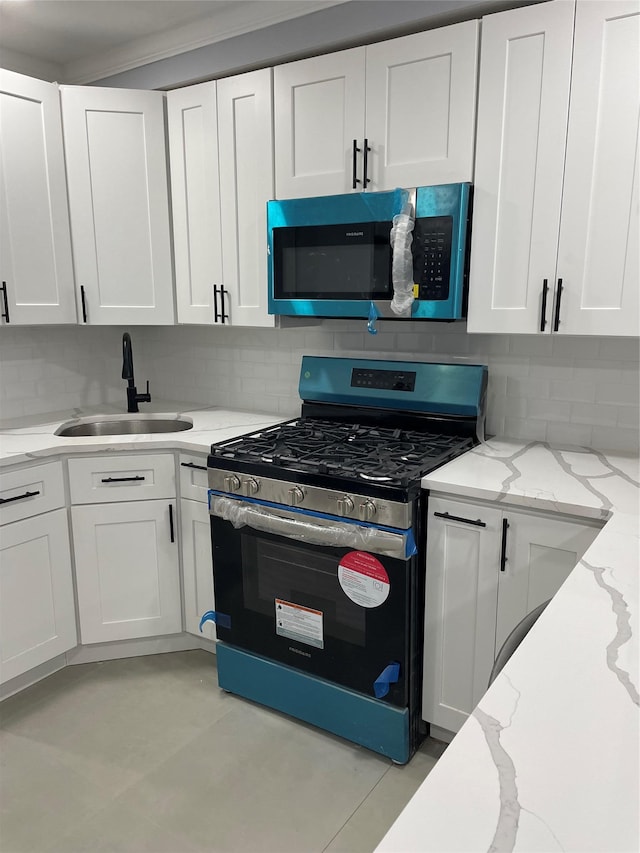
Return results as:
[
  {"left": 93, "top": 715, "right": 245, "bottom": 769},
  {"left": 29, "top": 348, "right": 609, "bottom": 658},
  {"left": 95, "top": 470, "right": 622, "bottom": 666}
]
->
[{"left": 413, "top": 216, "right": 453, "bottom": 301}]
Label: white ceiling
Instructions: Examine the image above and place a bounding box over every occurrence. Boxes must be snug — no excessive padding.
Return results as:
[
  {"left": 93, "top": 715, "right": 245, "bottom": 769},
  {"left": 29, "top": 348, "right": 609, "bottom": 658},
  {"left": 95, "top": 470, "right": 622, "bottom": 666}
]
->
[{"left": 0, "top": 0, "right": 347, "bottom": 82}]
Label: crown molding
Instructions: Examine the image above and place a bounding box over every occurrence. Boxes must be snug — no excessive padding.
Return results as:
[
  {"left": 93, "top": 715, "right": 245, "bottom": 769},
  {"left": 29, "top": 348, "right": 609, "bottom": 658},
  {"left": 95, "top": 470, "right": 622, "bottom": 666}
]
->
[{"left": 60, "top": 0, "right": 348, "bottom": 84}]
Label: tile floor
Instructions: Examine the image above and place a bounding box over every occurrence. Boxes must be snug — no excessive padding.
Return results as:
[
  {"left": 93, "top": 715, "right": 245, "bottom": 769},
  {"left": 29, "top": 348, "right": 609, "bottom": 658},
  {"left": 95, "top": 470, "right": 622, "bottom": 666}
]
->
[{"left": 0, "top": 651, "right": 446, "bottom": 853}]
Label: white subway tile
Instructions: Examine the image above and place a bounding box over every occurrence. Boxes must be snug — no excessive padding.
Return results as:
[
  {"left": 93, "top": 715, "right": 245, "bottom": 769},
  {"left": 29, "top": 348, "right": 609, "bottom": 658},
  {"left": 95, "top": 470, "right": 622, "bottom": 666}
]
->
[
  {"left": 591, "top": 426, "right": 640, "bottom": 453},
  {"left": 546, "top": 423, "right": 593, "bottom": 448},
  {"left": 504, "top": 417, "right": 547, "bottom": 441},
  {"left": 551, "top": 337, "right": 600, "bottom": 360},
  {"left": 550, "top": 379, "right": 596, "bottom": 403},
  {"left": 527, "top": 398, "right": 571, "bottom": 422},
  {"left": 506, "top": 377, "right": 550, "bottom": 399},
  {"left": 529, "top": 358, "right": 573, "bottom": 380},
  {"left": 570, "top": 402, "right": 618, "bottom": 426},
  {"left": 508, "top": 336, "right": 554, "bottom": 357},
  {"left": 598, "top": 338, "right": 640, "bottom": 361},
  {"left": 618, "top": 407, "right": 640, "bottom": 429},
  {"left": 595, "top": 382, "right": 639, "bottom": 407}
]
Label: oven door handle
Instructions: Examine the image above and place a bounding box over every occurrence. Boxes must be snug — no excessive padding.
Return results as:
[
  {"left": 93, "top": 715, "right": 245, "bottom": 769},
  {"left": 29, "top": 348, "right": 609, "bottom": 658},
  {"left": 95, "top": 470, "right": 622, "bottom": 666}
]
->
[{"left": 210, "top": 496, "right": 414, "bottom": 559}]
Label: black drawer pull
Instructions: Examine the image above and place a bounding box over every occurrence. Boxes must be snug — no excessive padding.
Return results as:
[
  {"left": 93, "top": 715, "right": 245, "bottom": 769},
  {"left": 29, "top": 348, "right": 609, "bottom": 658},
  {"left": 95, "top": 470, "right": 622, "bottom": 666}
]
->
[
  {"left": 540, "top": 278, "right": 549, "bottom": 332},
  {"left": 362, "top": 138, "right": 371, "bottom": 187},
  {"left": 352, "top": 139, "right": 361, "bottom": 189},
  {"left": 100, "top": 475, "right": 146, "bottom": 483},
  {"left": 433, "top": 511, "right": 486, "bottom": 528},
  {"left": 500, "top": 518, "right": 509, "bottom": 572},
  {"left": 1, "top": 281, "right": 10, "bottom": 323},
  {"left": 181, "top": 462, "right": 207, "bottom": 471},
  {"left": 168, "top": 503, "right": 175, "bottom": 543},
  {"left": 0, "top": 489, "right": 40, "bottom": 505},
  {"left": 80, "top": 285, "right": 88, "bottom": 323},
  {"left": 553, "top": 278, "right": 563, "bottom": 332}
]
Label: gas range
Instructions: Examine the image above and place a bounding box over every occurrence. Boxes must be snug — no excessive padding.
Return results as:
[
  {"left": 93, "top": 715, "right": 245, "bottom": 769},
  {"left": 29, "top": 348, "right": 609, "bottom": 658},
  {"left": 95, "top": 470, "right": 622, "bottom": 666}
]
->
[{"left": 208, "top": 356, "right": 487, "bottom": 521}]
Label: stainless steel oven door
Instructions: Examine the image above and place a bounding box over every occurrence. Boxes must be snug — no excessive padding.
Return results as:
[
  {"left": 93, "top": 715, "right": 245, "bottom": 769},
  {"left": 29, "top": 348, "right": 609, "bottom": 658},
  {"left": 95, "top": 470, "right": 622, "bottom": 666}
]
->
[{"left": 209, "top": 495, "right": 418, "bottom": 707}]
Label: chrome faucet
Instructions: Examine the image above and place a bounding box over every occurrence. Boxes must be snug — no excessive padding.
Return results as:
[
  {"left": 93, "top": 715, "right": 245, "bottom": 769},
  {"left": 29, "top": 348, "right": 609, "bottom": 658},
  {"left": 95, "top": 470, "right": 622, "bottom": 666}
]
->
[{"left": 122, "top": 332, "right": 151, "bottom": 413}]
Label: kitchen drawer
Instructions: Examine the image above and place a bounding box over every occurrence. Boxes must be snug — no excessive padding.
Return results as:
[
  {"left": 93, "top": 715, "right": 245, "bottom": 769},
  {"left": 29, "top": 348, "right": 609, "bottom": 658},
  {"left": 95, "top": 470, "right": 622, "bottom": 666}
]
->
[
  {"left": 0, "top": 461, "right": 65, "bottom": 525},
  {"left": 68, "top": 454, "right": 175, "bottom": 504},
  {"left": 179, "top": 454, "right": 209, "bottom": 503}
]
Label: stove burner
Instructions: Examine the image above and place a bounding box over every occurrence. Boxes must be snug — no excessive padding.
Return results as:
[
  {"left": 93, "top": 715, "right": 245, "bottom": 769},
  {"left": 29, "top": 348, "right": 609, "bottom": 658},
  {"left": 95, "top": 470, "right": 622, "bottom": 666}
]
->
[{"left": 211, "top": 418, "right": 473, "bottom": 489}]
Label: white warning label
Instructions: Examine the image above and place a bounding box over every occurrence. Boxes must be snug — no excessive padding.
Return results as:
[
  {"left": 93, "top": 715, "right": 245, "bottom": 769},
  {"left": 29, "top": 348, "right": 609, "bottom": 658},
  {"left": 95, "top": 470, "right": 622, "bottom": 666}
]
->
[{"left": 275, "top": 599, "right": 324, "bottom": 649}]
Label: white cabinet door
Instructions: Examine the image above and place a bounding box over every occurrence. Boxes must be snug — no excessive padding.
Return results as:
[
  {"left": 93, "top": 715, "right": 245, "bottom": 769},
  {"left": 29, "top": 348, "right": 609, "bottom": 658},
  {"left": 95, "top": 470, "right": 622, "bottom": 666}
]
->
[
  {"left": 0, "top": 509, "right": 77, "bottom": 683},
  {"left": 218, "top": 69, "right": 275, "bottom": 327},
  {"left": 422, "top": 497, "right": 502, "bottom": 733},
  {"left": 0, "top": 70, "right": 76, "bottom": 325},
  {"left": 167, "top": 82, "right": 222, "bottom": 325},
  {"left": 180, "top": 499, "right": 216, "bottom": 642},
  {"left": 495, "top": 510, "right": 600, "bottom": 653},
  {"left": 71, "top": 500, "right": 181, "bottom": 644},
  {"left": 61, "top": 86, "right": 175, "bottom": 325},
  {"left": 555, "top": 0, "right": 640, "bottom": 336},
  {"left": 365, "top": 21, "right": 479, "bottom": 191},
  {"left": 468, "top": 0, "right": 575, "bottom": 334},
  {"left": 274, "top": 48, "right": 366, "bottom": 198}
]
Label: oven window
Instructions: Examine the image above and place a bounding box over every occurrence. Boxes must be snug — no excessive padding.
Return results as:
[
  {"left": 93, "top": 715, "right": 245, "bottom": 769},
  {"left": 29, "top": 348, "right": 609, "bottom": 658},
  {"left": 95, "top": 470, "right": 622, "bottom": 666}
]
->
[{"left": 241, "top": 536, "right": 366, "bottom": 647}]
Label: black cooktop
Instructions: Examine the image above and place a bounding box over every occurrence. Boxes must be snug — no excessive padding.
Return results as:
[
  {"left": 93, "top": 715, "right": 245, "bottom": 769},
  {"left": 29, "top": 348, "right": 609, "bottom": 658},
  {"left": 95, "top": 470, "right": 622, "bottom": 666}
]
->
[{"left": 209, "top": 418, "right": 474, "bottom": 490}]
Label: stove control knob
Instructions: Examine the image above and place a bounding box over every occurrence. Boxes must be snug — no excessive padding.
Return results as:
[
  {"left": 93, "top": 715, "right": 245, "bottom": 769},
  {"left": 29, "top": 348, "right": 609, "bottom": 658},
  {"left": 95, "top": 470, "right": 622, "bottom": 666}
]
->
[
  {"left": 223, "top": 475, "right": 241, "bottom": 493},
  {"left": 337, "top": 496, "right": 355, "bottom": 517},
  {"left": 288, "top": 486, "right": 305, "bottom": 506},
  {"left": 242, "top": 478, "right": 259, "bottom": 497},
  {"left": 358, "top": 500, "right": 377, "bottom": 522}
]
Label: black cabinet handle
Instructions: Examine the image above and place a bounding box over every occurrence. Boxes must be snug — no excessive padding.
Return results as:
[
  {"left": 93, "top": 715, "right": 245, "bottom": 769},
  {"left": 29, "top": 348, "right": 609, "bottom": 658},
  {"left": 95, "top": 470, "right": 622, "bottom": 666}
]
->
[
  {"left": 169, "top": 503, "right": 175, "bottom": 543},
  {"left": 100, "top": 475, "right": 146, "bottom": 483},
  {"left": 352, "top": 139, "right": 361, "bottom": 189},
  {"left": 362, "top": 138, "right": 371, "bottom": 188},
  {"left": 220, "top": 285, "right": 229, "bottom": 324},
  {"left": 433, "top": 511, "right": 486, "bottom": 528},
  {"left": 181, "top": 462, "right": 207, "bottom": 471},
  {"left": 540, "top": 279, "right": 549, "bottom": 332},
  {"left": 213, "top": 284, "right": 220, "bottom": 323},
  {"left": 0, "top": 489, "right": 40, "bottom": 505},
  {"left": 500, "top": 519, "right": 509, "bottom": 572},
  {"left": 553, "top": 278, "right": 563, "bottom": 332},
  {"left": 1, "top": 281, "right": 10, "bottom": 323},
  {"left": 80, "top": 285, "right": 88, "bottom": 323}
]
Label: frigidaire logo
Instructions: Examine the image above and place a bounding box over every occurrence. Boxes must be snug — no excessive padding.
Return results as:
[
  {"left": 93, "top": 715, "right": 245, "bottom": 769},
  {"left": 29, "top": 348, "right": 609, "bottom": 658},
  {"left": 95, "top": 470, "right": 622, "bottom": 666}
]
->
[
  {"left": 345, "top": 231, "right": 364, "bottom": 237},
  {"left": 289, "top": 646, "right": 311, "bottom": 658}
]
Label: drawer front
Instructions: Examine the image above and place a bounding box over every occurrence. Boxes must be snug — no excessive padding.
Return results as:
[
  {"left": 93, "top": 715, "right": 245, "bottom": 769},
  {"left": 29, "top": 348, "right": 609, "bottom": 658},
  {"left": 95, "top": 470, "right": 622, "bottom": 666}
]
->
[
  {"left": 179, "top": 454, "right": 209, "bottom": 503},
  {"left": 68, "top": 454, "right": 175, "bottom": 504},
  {"left": 0, "top": 461, "right": 65, "bottom": 524}
]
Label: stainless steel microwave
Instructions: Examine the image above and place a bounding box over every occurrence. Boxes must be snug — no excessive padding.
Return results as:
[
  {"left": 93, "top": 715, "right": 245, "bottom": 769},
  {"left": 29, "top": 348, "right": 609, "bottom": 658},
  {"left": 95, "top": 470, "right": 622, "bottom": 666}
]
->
[{"left": 267, "top": 183, "right": 471, "bottom": 320}]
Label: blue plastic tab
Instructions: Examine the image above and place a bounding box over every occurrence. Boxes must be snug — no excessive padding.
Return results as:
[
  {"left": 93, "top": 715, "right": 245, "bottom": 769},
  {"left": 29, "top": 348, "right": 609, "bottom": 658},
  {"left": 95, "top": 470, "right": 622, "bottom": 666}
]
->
[
  {"left": 367, "top": 301, "right": 379, "bottom": 335},
  {"left": 199, "top": 610, "right": 231, "bottom": 632},
  {"left": 374, "top": 662, "right": 401, "bottom": 699}
]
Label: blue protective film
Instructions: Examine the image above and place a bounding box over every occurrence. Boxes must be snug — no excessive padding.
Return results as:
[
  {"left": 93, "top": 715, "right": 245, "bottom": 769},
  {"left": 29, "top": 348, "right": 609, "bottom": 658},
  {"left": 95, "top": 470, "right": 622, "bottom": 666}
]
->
[{"left": 374, "top": 661, "right": 401, "bottom": 699}]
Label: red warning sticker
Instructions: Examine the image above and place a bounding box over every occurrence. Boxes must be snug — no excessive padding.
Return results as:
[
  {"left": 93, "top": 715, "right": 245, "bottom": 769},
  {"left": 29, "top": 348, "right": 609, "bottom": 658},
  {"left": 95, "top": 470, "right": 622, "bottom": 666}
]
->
[{"left": 338, "top": 551, "right": 390, "bottom": 608}]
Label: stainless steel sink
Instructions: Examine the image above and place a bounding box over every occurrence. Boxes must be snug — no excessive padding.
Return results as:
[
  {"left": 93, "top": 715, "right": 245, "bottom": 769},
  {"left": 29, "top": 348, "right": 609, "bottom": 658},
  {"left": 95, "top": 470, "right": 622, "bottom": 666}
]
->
[{"left": 54, "top": 414, "right": 194, "bottom": 437}]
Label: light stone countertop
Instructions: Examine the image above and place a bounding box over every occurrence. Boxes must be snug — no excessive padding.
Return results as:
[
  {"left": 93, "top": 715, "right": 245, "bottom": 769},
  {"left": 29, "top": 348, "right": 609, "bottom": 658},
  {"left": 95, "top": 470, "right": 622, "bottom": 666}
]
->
[
  {"left": 378, "top": 439, "right": 640, "bottom": 853},
  {"left": 0, "top": 401, "right": 287, "bottom": 468}
]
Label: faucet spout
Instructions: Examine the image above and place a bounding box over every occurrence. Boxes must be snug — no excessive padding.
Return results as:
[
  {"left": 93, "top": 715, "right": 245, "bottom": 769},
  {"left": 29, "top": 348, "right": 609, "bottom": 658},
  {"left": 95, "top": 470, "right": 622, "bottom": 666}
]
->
[{"left": 121, "top": 332, "right": 151, "bottom": 413}]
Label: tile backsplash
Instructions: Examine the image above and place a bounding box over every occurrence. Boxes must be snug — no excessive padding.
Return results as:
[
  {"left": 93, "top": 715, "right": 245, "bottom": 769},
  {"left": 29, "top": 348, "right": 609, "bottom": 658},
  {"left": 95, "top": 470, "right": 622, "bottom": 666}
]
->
[{"left": 1, "top": 322, "right": 638, "bottom": 452}]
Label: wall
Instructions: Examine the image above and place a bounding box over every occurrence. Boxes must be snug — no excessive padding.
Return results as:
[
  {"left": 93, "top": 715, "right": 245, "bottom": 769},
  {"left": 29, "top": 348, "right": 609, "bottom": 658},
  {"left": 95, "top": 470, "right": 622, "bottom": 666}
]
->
[
  {"left": 135, "top": 321, "right": 640, "bottom": 453},
  {"left": 1, "top": 323, "right": 637, "bottom": 452}
]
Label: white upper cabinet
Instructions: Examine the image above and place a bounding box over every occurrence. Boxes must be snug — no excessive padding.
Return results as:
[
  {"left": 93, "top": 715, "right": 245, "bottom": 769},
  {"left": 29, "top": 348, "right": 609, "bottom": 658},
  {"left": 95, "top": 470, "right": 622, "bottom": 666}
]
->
[
  {"left": 61, "top": 86, "right": 175, "bottom": 325},
  {"left": 167, "top": 69, "right": 274, "bottom": 326},
  {"left": 364, "top": 22, "right": 478, "bottom": 191},
  {"left": 0, "top": 69, "right": 76, "bottom": 325},
  {"left": 468, "top": 0, "right": 639, "bottom": 337},
  {"left": 167, "top": 82, "right": 223, "bottom": 325},
  {"left": 556, "top": 0, "right": 640, "bottom": 336},
  {"left": 274, "top": 48, "right": 366, "bottom": 199},
  {"left": 274, "top": 21, "right": 478, "bottom": 199}
]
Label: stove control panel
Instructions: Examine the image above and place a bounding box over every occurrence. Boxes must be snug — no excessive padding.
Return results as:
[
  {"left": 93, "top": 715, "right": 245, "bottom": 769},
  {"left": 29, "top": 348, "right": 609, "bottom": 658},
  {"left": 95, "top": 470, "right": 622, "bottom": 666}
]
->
[
  {"left": 209, "top": 468, "right": 411, "bottom": 529},
  {"left": 351, "top": 367, "right": 416, "bottom": 393}
]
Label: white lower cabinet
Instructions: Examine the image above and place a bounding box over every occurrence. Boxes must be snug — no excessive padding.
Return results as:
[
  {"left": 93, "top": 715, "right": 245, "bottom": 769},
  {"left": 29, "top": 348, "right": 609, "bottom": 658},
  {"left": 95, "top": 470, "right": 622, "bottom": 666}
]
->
[
  {"left": 71, "top": 500, "right": 181, "bottom": 644},
  {"left": 0, "top": 509, "right": 77, "bottom": 683},
  {"left": 422, "top": 494, "right": 600, "bottom": 733}
]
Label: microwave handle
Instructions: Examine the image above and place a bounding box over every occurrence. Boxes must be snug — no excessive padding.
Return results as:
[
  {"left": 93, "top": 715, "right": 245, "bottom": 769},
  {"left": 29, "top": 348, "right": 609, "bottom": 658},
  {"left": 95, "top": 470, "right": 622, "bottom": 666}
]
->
[{"left": 352, "top": 140, "right": 361, "bottom": 189}]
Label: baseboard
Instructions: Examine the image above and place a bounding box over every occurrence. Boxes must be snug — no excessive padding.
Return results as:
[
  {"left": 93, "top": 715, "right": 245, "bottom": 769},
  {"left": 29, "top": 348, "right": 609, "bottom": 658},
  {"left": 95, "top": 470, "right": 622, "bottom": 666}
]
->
[
  {"left": 66, "top": 632, "right": 210, "bottom": 664},
  {"left": 0, "top": 654, "right": 67, "bottom": 701},
  {"left": 428, "top": 724, "right": 456, "bottom": 744}
]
